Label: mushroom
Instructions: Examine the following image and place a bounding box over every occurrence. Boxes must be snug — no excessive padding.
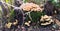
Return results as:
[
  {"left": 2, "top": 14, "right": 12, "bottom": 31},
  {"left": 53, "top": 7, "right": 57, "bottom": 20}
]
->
[
  {"left": 25, "top": 21, "right": 31, "bottom": 26},
  {"left": 5, "top": 22, "right": 12, "bottom": 28},
  {"left": 20, "top": 3, "right": 42, "bottom": 12},
  {"left": 40, "top": 15, "right": 54, "bottom": 26}
]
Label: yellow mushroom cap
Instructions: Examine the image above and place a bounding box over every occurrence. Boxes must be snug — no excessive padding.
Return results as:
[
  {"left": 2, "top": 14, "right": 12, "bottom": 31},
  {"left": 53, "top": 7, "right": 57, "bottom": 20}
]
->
[{"left": 5, "top": 22, "right": 12, "bottom": 28}]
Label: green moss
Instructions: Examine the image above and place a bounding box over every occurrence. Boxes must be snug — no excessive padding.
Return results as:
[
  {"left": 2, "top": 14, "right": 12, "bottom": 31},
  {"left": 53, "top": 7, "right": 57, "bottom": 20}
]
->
[
  {"left": 25, "top": 11, "right": 46, "bottom": 23},
  {"left": 9, "top": 9, "right": 15, "bottom": 21}
]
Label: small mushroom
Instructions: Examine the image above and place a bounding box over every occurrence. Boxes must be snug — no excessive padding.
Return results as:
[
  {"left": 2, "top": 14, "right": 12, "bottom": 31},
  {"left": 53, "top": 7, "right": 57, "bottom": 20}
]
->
[
  {"left": 25, "top": 21, "right": 31, "bottom": 26},
  {"left": 5, "top": 22, "right": 12, "bottom": 28},
  {"left": 13, "top": 19, "right": 18, "bottom": 25}
]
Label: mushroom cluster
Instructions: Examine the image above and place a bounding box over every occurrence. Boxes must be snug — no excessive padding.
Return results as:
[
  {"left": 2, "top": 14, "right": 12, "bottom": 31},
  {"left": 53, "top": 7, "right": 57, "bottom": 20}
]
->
[
  {"left": 20, "top": 3, "right": 43, "bottom": 12},
  {"left": 40, "top": 15, "right": 54, "bottom": 26}
]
